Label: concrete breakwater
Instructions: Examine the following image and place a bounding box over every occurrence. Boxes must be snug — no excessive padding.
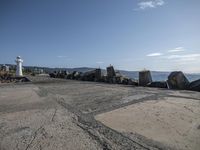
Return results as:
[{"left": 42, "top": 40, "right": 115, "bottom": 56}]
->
[
  {"left": 1, "top": 72, "right": 200, "bottom": 150},
  {"left": 49, "top": 65, "right": 200, "bottom": 92}
]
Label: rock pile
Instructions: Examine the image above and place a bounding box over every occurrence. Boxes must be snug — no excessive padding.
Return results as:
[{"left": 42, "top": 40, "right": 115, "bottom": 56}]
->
[
  {"left": 137, "top": 70, "right": 200, "bottom": 91},
  {"left": 49, "top": 66, "right": 138, "bottom": 86},
  {"left": 0, "top": 72, "right": 12, "bottom": 83},
  {"left": 0, "top": 72, "right": 30, "bottom": 83},
  {"left": 49, "top": 67, "right": 200, "bottom": 92},
  {"left": 82, "top": 69, "right": 101, "bottom": 81}
]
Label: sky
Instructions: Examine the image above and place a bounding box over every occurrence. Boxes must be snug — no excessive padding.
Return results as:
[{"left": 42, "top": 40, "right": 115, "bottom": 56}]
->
[{"left": 0, "top": 0, "right": 200, "bottom": 73}]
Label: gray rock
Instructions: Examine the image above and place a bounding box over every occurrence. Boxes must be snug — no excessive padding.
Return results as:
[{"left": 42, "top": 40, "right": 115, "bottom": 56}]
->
[
  {"left": 115, "top": 76, "right": 123, "bottom": 84},
  {"left": 188, "top": 79, "right": 200, "bottom": 92},
  {"left": 128, "top": 79, "right": 138, "bottom": 86},
  {"left": 100, "top": 75, "right": 107, "bottom": 82},
  {"left": 73, "top": 71, "right": 82, "bottom": 80},
  {"left": 147, "top": 81, "right": 167, "bottom": 88},
  {"left": 66, "top": 73, "right": 73, "bottom": 79},
  {"left": 49, "top": 73, "right": 56, "bottom": 78},
  {"left": 167, "top": 71, "right": 189, "bottom": 90},
  {"left": 82, "top": 69, "right": 102, "bottom": 81}
]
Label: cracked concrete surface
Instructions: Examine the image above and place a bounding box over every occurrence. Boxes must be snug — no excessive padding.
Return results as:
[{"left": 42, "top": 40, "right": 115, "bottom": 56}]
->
[
  {"left": 0, "top": 77, "right": 200, "bottom": 150},
  {"left": 95, "top": 98, "right": 200, "bottom": 150},
  {"left": 0, "top": 84, "right": 101, "bottom": 150}
]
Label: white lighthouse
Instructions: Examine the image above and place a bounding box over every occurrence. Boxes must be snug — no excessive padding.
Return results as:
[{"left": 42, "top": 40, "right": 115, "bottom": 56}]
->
[{"left": 15, "top": 56, "right": 23, "bottom": 76}]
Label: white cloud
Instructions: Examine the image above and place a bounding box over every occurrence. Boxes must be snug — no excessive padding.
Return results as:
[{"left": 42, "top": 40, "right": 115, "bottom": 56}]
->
[
  {"left": 166, "top": 54, "right": 200, "bottom": 65},
  {"left": 168, "top": 47, "right": 185, "bottom": 53},
  {"left": 166, "top": 54, "right": 200, "bottom": 72},
  {"left": 146, "top": 53, "right": 163, "bottom": 57},
  {"left": 138, "top": 0, "right": 165, "bottom": 10},
  {"left": 167, "top": 54, "right": 200, "bottom": 59}
]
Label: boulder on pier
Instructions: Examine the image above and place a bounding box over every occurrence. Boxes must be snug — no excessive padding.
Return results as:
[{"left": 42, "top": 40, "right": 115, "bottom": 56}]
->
[{"left": 167, "top": 71, "right": 189, "bottom": 90}]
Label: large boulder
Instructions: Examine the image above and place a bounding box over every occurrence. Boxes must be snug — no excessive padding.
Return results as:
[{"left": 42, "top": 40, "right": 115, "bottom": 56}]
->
[
  {"left": 49, "top": 73, "right": 56, "bottom": 78},
  {"left": 57, "top": 72, "right": 65, "bottom": 78},
  {"left": 114, "top": 76, "right": 138, "bottom": 85},
  {"left": 115, "top": 76, "right": 123, "bottom": 84},
  {"left": 188, "top": 79, "right": 200, "bottom": 92},
  {"left": 66, "top": 73, "right": 73, "bottom": 79},
  {"left": 13, "top": 76, "right": 30, "bottom": 82},
  {"left": 128, "top": 79, "right": 138, "bottom": 86},
  {"left": 73, "top": 71, "right": 82, "bottom": 80},
  {"left": 139, "top": 70, "right": 152, "bottom": 86},
  {"left": 82, "top": 69, "right": 102, "bottom": 81},
  {"left": 147, "top": 81, "right": 167, "bottom": 88},
  {"left": 100, "top": 75, "right": 107, "bottom": 82},
  {"left": 167, "top": 71, "right": 189, "bottom": 90}
]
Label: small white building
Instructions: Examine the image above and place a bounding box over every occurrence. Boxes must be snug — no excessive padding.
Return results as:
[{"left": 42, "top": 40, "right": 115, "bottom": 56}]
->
[
  {"left": 15, "top": 56, "right": 23, "bottom": 76},
  {"left": 1, "top": 65, "right": 10, "bottom": 72},
  {"left": 34, "top": 68, "right": 44, "bottom": 74}
]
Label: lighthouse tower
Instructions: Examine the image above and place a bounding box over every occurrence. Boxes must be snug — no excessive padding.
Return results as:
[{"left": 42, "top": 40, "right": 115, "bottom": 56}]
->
[{"left": 15, "top": 56, "right": 23, "bottom": 76}]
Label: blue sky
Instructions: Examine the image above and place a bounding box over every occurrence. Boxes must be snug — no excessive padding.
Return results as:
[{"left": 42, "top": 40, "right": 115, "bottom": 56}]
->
[{"left": 0, "top": 0, "right": 200, "bottom": 73}]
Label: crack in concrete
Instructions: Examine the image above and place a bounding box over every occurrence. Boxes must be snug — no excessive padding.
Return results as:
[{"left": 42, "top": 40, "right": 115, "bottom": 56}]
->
[
  {"left": 55, "top": 97, "right": 158, "bottom": 150},
  {"left": 25, "top": 125, "right": 44, "bottom": 150},
  {"left": 51, "top": 108, "right": 57, "bottom": 122}
]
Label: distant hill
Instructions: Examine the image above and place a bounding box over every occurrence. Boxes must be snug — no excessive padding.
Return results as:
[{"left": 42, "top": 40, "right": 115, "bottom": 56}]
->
[{"left": 1, "top": 64, "right": 200, "bottom": 82}]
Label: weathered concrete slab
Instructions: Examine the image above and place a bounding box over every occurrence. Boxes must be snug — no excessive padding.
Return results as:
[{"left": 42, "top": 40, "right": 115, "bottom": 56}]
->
[
  {"left": 1, "top": 77, "right": 200, "bottom": 150},
  {"left": 0, "top": 84, "right": 101, "bottom": 150},
  {"left": 96, "top": 97, "right": 200, "bottom": 150}
]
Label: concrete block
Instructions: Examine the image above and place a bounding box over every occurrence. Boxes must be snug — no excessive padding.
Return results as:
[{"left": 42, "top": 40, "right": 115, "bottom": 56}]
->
[{"left": 139, "top": 70, "right": 152, "bottom": 86}]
